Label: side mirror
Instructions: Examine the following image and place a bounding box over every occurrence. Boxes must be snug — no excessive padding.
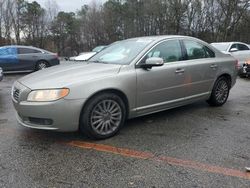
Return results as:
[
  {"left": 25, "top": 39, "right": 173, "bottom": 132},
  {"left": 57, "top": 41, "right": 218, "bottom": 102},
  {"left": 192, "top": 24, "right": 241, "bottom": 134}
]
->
[
  {"left": 141, "top": 57, "right": 164, "bottom": 69},
  {"left": 229, "top": 48, "right": 238, "bottom": 53}
]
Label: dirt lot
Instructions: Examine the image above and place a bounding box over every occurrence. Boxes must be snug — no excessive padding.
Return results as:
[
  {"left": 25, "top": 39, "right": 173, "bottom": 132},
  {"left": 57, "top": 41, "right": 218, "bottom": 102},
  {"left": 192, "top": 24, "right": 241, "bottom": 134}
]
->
[{"left": 0, "top": 73, "right": 250, "bottom": 188}]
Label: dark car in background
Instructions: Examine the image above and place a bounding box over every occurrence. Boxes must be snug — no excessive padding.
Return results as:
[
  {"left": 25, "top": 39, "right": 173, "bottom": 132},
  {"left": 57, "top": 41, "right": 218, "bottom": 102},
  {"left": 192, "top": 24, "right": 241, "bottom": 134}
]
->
[
  {"left": 0, "top": 45, "right": 60, "bottom": 72},
  {"left": 0, "top": 67, "right": 3, "bottom": 81},
  {"left": 242, "top": 59, "right": 250, "bottom": 77}
]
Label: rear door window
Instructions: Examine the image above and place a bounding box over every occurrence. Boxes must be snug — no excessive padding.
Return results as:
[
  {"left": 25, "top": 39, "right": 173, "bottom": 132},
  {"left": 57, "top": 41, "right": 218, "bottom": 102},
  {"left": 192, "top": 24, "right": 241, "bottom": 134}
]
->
[
  {"left": 18, "top": 48, "right": 41, "bottom": 54},
  {"left": 183, "top": 40, "right": 215, "bottom": 60},
  {"left": 237, "top": 44, "right": 249, "bottom": 51},
  {"left": 230, "top": 43, "right": 250, "bottom": 51}
]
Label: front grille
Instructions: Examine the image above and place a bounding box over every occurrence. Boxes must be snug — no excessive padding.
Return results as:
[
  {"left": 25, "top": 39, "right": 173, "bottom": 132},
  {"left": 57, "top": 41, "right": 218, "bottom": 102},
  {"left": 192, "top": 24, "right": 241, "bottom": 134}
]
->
[
  {"left": 246, "top": 67, "right": 250, "bottom": 73},
  {"left": 13, "top": 88, "right": 20, "bottom": 101}
]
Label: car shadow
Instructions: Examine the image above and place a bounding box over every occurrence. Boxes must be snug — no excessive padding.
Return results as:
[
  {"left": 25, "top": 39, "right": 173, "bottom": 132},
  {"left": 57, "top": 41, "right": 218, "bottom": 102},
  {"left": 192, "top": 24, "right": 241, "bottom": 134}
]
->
[{"left": 15, "top": 101, "right": 211, "bottom": 144}]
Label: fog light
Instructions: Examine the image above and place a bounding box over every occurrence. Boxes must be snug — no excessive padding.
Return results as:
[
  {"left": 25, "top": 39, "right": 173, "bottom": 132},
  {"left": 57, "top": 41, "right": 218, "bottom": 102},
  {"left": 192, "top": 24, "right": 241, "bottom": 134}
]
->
[{"left": 28, "top": 117, "right": 53, "bottom": 125}]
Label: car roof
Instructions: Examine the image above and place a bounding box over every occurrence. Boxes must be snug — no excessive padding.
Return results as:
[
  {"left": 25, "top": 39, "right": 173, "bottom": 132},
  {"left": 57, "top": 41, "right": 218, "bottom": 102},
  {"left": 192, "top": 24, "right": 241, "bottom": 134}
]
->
[
  {"left": 0, "top": 45, "right": 54, "bottom": 53},
  {"left": 211, "top": 42, "right": 249, "bottom": 46},
  {"left": 127, "top": 35, "right": 196, "bottom": 41},
  {"left": 211, "top": 42, "right": 232, "bottom": 45},
  {"left": 123, "top": 35, "right": 211, "bottom": 46},
  {"left": 2, "top": 45, "right": 38, "bottom": 49},
  {"left": 96, "top": 45, "right": 107, "bottom": 47}
]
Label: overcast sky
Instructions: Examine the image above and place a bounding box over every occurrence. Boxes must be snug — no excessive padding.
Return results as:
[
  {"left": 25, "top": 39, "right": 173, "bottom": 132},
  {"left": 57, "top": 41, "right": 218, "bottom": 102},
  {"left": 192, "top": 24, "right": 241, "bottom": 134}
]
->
[{"left": 28, "top": 0, "right": 106, "bottom": 12}]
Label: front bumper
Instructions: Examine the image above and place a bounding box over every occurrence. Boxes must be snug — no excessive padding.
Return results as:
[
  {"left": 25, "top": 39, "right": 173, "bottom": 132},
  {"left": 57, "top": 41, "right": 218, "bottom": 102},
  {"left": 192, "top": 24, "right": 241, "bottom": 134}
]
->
[
  {"left": 50, "top": 58, "right": 60, "bottom": 66},
  {"left": 12, "top": 82, "right": 86, "bottom": 132}
]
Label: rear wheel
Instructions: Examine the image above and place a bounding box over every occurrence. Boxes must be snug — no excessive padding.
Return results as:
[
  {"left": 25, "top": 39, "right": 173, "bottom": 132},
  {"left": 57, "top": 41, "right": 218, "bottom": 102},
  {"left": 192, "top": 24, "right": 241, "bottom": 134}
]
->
[
  {"left": 36, "top": 61, "right": 49, "bottom": 71},
  {"left": 80, "top": 93, "right": 126, "bottom": 139},
  {"left": 207, "top": 77, "right": 230, "bottom": 106}
]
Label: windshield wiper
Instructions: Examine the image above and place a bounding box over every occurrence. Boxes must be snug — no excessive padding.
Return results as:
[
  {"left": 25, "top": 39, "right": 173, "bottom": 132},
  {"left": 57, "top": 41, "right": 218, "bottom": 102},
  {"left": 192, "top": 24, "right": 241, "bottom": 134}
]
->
[{"left": 88, "top": 60, "right": 108, "bottom": 64}]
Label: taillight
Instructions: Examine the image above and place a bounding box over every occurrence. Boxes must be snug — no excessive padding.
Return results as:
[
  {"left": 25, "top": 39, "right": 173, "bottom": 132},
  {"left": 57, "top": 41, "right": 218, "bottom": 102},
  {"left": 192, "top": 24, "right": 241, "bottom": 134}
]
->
[
  {"left": 235, "top": 59, "right": 239, "bottom": 69},
  {"left": 54, "top": 53, "right": 59, "bottom": 59}
]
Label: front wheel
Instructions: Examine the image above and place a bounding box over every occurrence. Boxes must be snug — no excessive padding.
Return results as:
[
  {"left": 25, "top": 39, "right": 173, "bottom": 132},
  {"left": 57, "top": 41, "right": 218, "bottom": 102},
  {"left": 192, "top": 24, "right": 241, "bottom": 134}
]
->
[
  {"left": 207, "top": 77, "right": 230, "bottom": 106},
  {"left": 80, "top": 93, "right": 126, "bottom": 139}
]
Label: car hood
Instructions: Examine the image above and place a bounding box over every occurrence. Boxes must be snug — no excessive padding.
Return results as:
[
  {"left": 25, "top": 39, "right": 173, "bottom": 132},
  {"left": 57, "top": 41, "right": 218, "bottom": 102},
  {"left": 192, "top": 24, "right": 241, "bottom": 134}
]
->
[
  {"left": 75, "top": 52, "right": 96, "bottom": 61},
  {"left": 19, "top": 63, "right": 122, "bottom": 89},
  {"left": 221, "top": 51, "right": 230, "bottom": 55}
]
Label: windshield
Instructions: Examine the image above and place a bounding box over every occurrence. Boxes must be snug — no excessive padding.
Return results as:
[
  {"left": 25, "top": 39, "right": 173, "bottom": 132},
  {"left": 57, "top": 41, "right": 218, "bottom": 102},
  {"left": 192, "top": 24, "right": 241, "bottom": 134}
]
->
[
  {"left": 92, "top": 46, "right": 106, "bottom": 52},
  {"left": 89, "top": 39, "right": 153, "bottom": 65},
  {"left": 211, "top": 43, "right": 230, "bottom": 52}
]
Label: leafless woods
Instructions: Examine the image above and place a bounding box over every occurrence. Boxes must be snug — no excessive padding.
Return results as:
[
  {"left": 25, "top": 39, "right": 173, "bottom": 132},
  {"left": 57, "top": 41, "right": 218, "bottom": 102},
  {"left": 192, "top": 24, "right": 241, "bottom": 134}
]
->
[{"left": 0, "top": 0, "right": 249, "bottom": 55}]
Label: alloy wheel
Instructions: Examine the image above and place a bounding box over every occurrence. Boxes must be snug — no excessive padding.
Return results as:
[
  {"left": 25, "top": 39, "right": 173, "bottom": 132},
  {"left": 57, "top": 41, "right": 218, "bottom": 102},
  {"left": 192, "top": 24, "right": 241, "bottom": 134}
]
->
[
  {"left": 215, "top": 80, "right": 229, "bottom": 104},
  {"left": 37, "top": 62, "right": 48, "bottom": 70},
  {"left": 90, "top": 100, "right": 122, "bottom": 136}
]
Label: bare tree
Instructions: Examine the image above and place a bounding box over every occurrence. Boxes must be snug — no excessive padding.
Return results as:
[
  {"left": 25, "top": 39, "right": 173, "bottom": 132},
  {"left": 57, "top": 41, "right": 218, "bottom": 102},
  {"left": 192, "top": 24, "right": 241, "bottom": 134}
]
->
[
  {"left": 217, "top": 0, "right": 250, "bottom": 41},
  {"left": 0, "top": 0, "right": 4, "bottom": 44},
  {"left": 2, "top": 0, "right": 14, "bottom": 44},
  {"left": 1, "top": 0, "right": 250, "bottom": 54},
  {"left": 45, "top": 0, "right": 59, "bottom": 22}
]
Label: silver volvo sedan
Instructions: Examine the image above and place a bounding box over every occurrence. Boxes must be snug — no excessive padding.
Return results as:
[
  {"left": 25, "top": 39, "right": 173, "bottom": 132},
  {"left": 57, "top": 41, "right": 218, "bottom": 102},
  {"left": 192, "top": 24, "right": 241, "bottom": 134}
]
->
[{"left": 12, "top": 36, "right": 237, "bottom": 139}]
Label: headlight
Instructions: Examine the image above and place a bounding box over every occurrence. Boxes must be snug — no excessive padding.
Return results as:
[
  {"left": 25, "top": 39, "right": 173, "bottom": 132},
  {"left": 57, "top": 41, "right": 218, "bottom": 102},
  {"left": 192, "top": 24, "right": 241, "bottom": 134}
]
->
[{"left": 27, "top": 88, "right": 69, "bottom": 102}]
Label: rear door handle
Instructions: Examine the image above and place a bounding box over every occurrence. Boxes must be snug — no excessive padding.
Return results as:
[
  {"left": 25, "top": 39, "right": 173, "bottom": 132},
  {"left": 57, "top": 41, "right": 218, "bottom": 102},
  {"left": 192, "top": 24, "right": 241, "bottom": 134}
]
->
[
  {"left": 175, "top": 68, "right": 185, "bottom": 74},
  {"left": 210, "top": 64, "right": 218, "bottom": 69}
]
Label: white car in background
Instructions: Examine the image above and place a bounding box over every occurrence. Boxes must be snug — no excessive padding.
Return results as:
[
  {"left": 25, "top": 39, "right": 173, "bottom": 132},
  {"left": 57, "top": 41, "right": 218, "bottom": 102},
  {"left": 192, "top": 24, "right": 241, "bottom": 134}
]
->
[
  {"left": 74, "top": 51, "right": 97, "bottom": 61},
  {"left": 211, "top": 42, "right": 250, "bottom": 77},
  {"left": 74, "top": 46, "right": 107, "bottom": 61}
]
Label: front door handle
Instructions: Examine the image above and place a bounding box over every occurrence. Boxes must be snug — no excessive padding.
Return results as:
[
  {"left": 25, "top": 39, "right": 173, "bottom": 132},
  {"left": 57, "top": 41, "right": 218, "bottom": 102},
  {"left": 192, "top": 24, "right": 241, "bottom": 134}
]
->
[
  {"left": 175, "top": 68, "right": 185, "bottom": 74},
  {"left": 210, "top": 64, "right": 218, "bottom": 69}
]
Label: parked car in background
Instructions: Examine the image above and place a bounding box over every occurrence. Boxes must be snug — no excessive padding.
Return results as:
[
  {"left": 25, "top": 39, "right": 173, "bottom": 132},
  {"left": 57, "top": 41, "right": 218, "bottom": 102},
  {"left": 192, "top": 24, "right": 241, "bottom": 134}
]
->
[
  {"left": 211, "top": 42, "right": 250, "bottom": 77},
  {"left": 74, "top": 45, "right": 107, "bottom": 61},
  {"left": 0, "top": 67, "right": 3, "bottom": 81},
  {"left": 69, "top": 56, "right": 77, "bottom": 61},
  {"left": 242, "top": 59, "right": 250, "bottom": 77},
  {"left": 0, "top": 45, "right": 60, "bottom": 72},
  {"left": 92, "top": 46, "right": 107, "bottom": 53},
  {"left": 12, "top": 35, "right": 237, "bottom": 139},
  {"left": 74, "top": 52, "right": 96, "bottom": 61}
]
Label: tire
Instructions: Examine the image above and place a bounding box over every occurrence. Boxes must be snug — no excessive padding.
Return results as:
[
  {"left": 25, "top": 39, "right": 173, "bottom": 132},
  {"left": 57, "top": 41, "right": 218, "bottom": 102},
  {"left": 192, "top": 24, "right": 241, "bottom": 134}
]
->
[
  {"left": 207, "top": 77, "right": 230, "bottom": 107},
  {"left": 80, "top": 93, "right": 126, "bottom": 139},
  {"left": 36, "top": 61, "right": 49, "bottom": 71}
]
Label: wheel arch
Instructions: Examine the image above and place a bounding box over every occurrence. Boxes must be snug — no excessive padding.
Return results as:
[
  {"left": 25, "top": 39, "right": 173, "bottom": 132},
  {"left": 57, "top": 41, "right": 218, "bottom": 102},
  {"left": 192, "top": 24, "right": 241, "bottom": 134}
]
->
[
  {"left": 217, "top": 73, "right": 232, "bottom": 88},
  {"left": 35, "top": 59, "right": 50, "bottom": 69},
  {"left": 79, "top": 88, "right": 130, "bottom": 128}
]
